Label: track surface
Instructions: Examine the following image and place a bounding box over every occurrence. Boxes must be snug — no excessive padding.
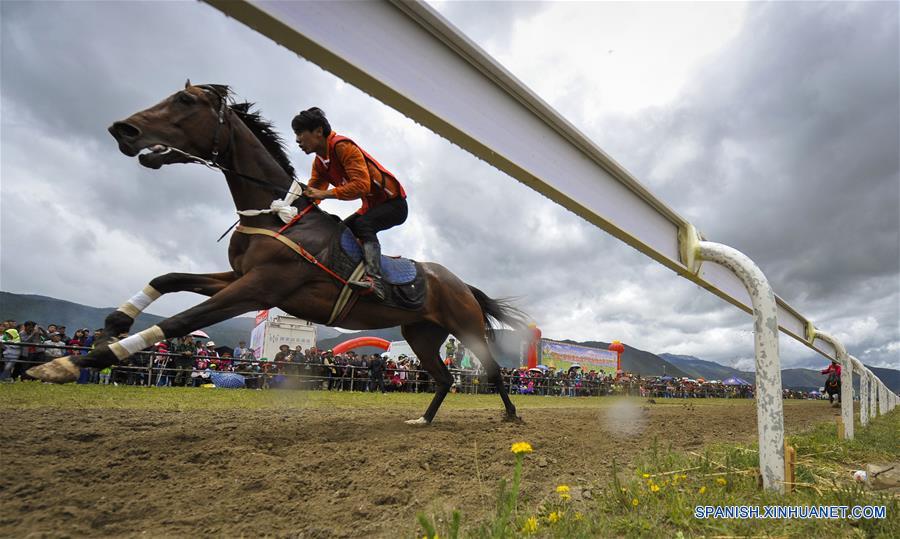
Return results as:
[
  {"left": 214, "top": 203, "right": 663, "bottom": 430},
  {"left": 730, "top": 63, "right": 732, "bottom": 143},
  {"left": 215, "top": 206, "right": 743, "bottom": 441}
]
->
[{"left": 0, "top": 390, "right": 842, "bottom": 537}]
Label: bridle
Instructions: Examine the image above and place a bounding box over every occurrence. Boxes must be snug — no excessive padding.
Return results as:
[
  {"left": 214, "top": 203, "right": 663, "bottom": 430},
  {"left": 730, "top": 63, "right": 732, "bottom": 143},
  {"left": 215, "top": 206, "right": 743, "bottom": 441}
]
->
[
  {"left": 207, "top": 85, "right": 229, "bottom": 166},
  {"left": 159, "top": 85, "right": 306, "bottom": 199},
  {"left": 149, "top": 85, "right": 313, "bottom": 241}
]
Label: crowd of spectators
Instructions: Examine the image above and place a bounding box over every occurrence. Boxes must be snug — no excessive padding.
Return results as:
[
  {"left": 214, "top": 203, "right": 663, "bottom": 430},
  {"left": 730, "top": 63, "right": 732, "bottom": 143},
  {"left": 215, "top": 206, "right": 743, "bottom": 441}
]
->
[{"left": 0, "top": 318, "right": 828, "bottom": 400}]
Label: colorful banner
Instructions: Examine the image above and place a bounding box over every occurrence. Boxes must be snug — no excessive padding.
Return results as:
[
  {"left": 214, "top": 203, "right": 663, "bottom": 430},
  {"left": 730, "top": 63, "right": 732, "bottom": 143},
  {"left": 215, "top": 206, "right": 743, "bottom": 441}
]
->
[{"left": 541, "top": 340, "right": 618, "bottom": 375}]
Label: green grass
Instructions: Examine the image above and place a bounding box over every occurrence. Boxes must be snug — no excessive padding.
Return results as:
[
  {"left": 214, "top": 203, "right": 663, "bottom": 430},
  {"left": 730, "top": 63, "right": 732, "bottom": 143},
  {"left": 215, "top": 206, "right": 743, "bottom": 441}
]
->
[
  {"left": 0, "top": 382, "right": 777, "bottom": 412},
  {"left": 0, "top": 382, "right": 637, "bottom": 411},
  {"left": 420, "top": 408, "right": 900, "bottom": 538},
  {"left": 0, "top": 382, "right": 817, "bottom": 412}
]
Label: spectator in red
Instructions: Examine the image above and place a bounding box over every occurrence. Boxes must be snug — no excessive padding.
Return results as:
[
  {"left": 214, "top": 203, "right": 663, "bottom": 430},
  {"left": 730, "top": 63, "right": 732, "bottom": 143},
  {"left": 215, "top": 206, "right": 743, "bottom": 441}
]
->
[
  {"left": 821, "top": 360, "right": 841, "bottom": 377},
  {"left": 66, "top": 329, "right": 86, "bottom": 356}
]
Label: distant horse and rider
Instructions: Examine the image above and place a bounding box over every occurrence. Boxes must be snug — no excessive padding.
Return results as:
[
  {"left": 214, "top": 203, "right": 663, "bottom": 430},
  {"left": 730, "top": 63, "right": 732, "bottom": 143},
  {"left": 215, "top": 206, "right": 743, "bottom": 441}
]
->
[
  {"left": 28, "top": 82, "right": 530, "bottom": 425},
  {"left": 821, "top": 359, "right": 841, "bottom": 407}
]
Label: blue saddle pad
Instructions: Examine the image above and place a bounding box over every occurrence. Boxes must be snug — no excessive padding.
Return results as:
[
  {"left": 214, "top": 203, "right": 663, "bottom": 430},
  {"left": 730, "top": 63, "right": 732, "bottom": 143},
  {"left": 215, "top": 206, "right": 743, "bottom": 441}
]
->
[{"left": 340, "top": 229, "right": 417, "bottom": 285}]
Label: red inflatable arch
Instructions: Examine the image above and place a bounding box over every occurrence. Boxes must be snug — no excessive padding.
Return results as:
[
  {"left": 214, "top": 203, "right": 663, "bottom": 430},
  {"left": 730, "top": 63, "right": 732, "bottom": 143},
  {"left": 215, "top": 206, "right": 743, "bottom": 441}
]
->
[{"left": 332, "top": 336, "right": 391, "bottom": 355}]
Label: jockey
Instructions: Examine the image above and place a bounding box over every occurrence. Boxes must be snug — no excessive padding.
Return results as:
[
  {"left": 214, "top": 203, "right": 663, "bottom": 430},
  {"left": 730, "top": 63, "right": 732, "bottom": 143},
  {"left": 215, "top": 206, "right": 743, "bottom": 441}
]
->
[
  {"left": 821, "top": 360, "right": 841, "bottom": 377},
  {"left": 292, "top": 107, "right": 407, "bottom": 301}
]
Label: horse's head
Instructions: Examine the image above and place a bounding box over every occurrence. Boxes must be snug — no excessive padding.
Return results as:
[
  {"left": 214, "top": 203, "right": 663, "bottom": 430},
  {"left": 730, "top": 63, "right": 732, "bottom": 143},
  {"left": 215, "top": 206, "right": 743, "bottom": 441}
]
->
[{"left": 108, "top": 80, "right": 230, "bottom": 169}]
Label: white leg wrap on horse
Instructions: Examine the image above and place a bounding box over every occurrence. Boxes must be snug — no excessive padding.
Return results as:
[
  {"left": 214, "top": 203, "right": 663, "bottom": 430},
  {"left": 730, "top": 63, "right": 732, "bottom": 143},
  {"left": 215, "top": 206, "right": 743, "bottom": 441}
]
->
[
  {"left": 118, "top": 285, "right": 162, "bottom": 318},
  {"left": 109, "top": 325, "right": 165, "bottom": 360}
]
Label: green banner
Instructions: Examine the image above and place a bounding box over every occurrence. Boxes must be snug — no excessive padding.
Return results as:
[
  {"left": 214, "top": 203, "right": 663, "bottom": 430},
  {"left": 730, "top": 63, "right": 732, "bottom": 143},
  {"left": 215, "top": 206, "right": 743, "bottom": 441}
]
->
[{"left": 541, "top": 339, "right": 617, "bottom": 375}]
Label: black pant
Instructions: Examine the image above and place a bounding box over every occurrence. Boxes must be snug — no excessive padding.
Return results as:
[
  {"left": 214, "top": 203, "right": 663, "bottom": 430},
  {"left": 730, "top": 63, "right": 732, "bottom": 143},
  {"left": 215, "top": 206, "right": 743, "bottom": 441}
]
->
[
  {"left": 343, "top": 197, "right": 408, "bottom": 243},
  {"left": 370, "top": 372, "right": 386, "bottom": 393}
]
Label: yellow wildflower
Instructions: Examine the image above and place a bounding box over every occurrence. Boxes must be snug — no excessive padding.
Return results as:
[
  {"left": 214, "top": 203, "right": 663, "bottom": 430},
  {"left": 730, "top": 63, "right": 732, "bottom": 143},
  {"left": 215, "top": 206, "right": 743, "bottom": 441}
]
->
[
  {"left": 621, "top": 487, "right": 627, "bottom": 492},
  {"left": 560, "top": 493, "right": 571, "bottom": 501},
  {"left": 522, "top": 516, "right": 538, "bottom": 534},
  {"left": 681, "top": 474, "right": 688, "bottom": 480},
  {"left": 632, "top": 498, "right": 639, "bottom": 507},
  {"left": 575, "top": 512, "right": 584, "bottom": 521},
  {"left": 511, "top": 442, "right": 533, "bottom": 454},
  {"left": 556, "top": 484, "right": 570, "bottom": 494},
  {"left": 642, "top": 473, "right": 650, "bottom": 479},
  {"left": 699, "top": 486, "right": 706, "bottom": 494},
  {"left": 650, "top": 484, "right": 660, "bottom": 493},
  {"left": 716, "top": 477, "right": 727, "bottom": 486},
  {"left": 548, "top": 511, "right": 561, "bottom": 523}
]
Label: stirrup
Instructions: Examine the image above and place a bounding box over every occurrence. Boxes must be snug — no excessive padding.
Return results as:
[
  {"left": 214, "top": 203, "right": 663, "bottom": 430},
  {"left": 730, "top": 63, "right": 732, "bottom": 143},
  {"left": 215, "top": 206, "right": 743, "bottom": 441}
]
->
[
  {"left": 348, "top": 275, "right": 375, "bottom": 293},
  {"left": 348, "top": 276, "right": 385, "bottom": 300}
]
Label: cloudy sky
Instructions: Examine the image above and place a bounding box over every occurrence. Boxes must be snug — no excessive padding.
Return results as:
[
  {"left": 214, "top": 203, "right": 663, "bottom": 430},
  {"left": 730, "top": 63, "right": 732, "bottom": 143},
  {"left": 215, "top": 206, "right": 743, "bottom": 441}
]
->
[{"left": 2, "top": 1, "right": 897, "bottom": 371}]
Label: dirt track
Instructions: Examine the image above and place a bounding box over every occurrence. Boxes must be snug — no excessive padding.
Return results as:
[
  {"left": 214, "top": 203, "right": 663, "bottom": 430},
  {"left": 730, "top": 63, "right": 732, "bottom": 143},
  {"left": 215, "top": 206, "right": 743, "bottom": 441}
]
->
[{"left": 0, "top": 399, "right": 841, "bottom": 537}]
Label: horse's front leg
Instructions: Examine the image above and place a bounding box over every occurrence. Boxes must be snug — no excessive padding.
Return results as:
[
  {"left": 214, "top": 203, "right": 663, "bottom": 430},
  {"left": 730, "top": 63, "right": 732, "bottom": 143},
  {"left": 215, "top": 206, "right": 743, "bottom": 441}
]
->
[
  {"left": 101, "top": 271, "right": 238, "bottom": 340},
  {"left": 28, "top": 271, "right": 274, "bottom": 383}
]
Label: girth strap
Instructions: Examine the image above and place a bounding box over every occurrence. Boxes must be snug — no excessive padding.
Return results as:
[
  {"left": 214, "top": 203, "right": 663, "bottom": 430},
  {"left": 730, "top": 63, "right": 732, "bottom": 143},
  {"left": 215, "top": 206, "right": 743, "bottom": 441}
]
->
[{"left": 328, "top": 262, "right": 366, "bottom": 326}]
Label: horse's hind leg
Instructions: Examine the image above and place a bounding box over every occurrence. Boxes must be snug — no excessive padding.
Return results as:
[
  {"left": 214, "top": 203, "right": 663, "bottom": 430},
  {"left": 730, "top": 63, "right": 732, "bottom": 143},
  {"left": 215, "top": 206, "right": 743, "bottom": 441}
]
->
[
  {"left": 442, "top": 308, "right": 519, "bottom": 421},
  {"left": 401, "top": 322, "right": 450, "bottom": 425},
  {"left": 460, "top": 334, "right": 519, "bottom": 421}
]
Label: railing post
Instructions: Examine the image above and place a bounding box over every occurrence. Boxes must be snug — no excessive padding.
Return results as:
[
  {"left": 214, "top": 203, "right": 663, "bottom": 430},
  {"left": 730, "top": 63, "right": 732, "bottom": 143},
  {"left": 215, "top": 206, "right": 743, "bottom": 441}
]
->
[
  {"left": 855, "top": 358, "right": 867, "bottom": 427},
  {"left": 695, "top": 240, "right": 784, "bottom": 493},
  {"left": 812, "top": 331, "right": 852, "bottom": 439},
  {"left": 868, "top": 371, "right": 878, "bottom": 420}
]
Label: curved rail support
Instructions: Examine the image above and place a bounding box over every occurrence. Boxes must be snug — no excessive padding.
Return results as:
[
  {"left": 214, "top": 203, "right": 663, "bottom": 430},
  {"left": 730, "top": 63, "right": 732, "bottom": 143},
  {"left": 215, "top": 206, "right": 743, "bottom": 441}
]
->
[
  {"left": 696, "top": 241, "right": 784, "bottom": 493},
  {"left": 866, "top": 368, "right": 876, "bottom": 421},
  {"left": 812, "top": 331, "right": 852, "bottom": 439},
  {"left": 853, "top": 357, "right": 868, "bottom": 427},
  {"left": 868, "top": 370, "right": 878, "bottom": 420}
]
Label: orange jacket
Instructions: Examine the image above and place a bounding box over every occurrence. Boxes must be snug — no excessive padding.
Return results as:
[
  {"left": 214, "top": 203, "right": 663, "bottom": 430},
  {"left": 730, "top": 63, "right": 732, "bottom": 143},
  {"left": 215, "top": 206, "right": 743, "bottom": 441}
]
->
[{"left": 308, "top": 132, "right": 406, "bottom": 215}]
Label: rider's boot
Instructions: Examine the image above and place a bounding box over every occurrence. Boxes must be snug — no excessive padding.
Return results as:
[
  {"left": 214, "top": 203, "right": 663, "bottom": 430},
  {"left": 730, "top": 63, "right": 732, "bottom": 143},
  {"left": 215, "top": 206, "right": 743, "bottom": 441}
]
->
[{"left": 349, "top": 241, "right": 386, "bottom": 301}]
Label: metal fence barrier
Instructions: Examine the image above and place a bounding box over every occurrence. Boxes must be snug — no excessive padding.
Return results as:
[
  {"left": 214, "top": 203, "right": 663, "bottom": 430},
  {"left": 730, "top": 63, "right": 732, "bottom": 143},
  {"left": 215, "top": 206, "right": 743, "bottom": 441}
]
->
[{"left": 1, "top": 341, "right": 832, "bottom": 400}]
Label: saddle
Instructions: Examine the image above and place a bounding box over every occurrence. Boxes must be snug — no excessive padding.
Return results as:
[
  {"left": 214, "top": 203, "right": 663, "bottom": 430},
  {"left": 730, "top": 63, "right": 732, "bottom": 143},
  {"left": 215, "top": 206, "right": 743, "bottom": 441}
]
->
[
  {"left": 325, "top": 227, "right": 426, "bottom": 311},
  {"left": 234, "top": 218, "right": 426, "bottom": 326}
]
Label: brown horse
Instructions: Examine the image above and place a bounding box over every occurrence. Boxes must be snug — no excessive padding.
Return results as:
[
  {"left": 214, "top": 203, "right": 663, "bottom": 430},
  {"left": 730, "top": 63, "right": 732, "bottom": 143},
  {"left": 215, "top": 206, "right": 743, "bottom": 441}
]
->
[{"left": 27, "top": 82, "right": 529, "bottom": 425}]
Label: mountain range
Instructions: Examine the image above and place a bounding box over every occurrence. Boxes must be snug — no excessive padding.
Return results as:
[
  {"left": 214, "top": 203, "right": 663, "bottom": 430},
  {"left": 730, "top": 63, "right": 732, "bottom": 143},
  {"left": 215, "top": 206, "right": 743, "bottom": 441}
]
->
[{"left": 2, "top": 291, "right": 896, "bottom": 392}]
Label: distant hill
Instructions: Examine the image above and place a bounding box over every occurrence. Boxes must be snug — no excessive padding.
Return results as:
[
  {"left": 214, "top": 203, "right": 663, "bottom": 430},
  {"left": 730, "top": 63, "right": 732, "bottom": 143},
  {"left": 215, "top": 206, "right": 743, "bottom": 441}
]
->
[
  {"left": 1, "top": 291, "right": 340, "bottom": 349},
  {"left": 662, "top": 353, "right": 900, "bottom": 393},
  {"left": 660, "top": 353, "right": 744, "bottom": 380},
  {"left": 869, "top": 366, "right": 900, "bottom": 394},
  {"left": 0, "top": 291, "right": 256, "bottom": 347}
]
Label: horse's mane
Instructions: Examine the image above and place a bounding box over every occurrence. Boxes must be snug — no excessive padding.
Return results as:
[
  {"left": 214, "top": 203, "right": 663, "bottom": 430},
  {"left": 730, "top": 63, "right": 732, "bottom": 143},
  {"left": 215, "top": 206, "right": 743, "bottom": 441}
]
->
[{"left": 201, "top": 84, "right": 296, "bottom": 180}]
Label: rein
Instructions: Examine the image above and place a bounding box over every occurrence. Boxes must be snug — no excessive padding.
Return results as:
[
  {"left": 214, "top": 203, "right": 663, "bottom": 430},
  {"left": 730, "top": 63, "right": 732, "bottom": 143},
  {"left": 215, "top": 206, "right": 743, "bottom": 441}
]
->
[{"left": 163, "top": 145, "right": 302, "bottom": 198}]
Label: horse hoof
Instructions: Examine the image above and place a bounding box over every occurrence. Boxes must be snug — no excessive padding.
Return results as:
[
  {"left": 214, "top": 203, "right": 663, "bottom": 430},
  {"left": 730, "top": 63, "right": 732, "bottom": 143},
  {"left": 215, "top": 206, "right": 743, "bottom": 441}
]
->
[
  {"left": 502, "top": 414, "right": 524, "bottom": 424},
  {"left": 26, "top": 356, "right": 80, "bottom": 384},
  {"left": 405, "top": 417, "right": 430, "bottom": 427}
]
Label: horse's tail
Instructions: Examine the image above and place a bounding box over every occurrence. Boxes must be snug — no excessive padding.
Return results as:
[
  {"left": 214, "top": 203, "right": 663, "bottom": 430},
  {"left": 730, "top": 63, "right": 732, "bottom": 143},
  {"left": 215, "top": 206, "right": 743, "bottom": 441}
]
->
[{"left": 467, "top": 285, "right": 530, "bottom": 341}]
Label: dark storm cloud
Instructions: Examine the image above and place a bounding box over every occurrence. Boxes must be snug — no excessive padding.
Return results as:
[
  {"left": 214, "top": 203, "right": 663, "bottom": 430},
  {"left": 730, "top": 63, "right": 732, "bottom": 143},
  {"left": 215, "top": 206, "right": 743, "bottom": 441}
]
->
[
  {"left": 565, "top": 2, "right": 899, "bottom": 367},
  {"left": 598, "top": 2, "right": 899, "bottom": 296}
]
